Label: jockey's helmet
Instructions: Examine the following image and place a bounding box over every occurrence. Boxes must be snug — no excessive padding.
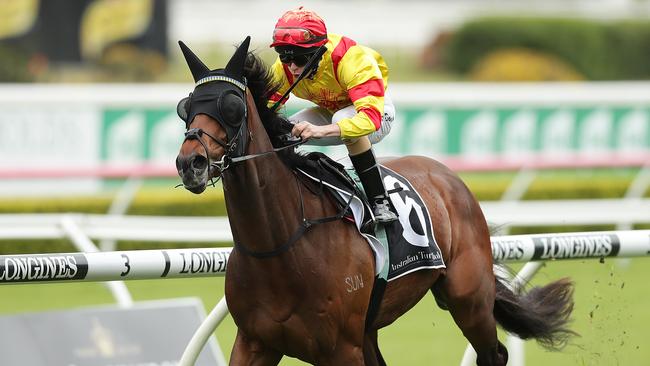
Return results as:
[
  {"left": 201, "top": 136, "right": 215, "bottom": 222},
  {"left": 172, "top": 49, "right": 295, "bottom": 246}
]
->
[{"left": 270, "top": 7, "right": 328, "bottom": 48}]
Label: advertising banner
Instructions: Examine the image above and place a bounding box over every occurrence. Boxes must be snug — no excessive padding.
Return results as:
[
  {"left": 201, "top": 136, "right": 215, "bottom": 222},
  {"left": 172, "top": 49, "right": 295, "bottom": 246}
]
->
[
  {"left": 0, "top": 104, "right": 648, "bottom": 172},
  {"left": 0, "top": 299, "right": 221, "bottom": 366},
  {"left": 98, "top": 105, "right": 650, "bottom": 166}
]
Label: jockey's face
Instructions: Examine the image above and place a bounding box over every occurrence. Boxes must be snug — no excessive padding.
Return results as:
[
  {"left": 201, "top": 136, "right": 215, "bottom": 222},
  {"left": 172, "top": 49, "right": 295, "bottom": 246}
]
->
[
  {"left": 287, "top": 63, "right": 305, "bottom": 78},
  {"left": 275, "top": 45, "right": 320, "bottom": 78}
]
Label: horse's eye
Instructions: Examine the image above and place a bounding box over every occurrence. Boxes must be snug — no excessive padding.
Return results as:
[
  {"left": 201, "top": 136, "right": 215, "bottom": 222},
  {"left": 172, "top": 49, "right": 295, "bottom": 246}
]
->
[{"left": 219, "top": 93, "right": 245, "bottom": 126}]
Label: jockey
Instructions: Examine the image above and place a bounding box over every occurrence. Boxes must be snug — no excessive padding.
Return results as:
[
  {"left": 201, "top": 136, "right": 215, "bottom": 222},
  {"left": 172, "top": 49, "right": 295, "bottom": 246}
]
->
[{"left": 268, "top": 7, "right": 398, "bottom": 224}]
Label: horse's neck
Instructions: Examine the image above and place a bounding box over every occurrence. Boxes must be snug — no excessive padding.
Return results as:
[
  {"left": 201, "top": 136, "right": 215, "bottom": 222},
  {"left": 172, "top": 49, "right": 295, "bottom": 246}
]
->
[
  {"left": 224, "top": 156, "right": 295, "bottom": 216},
  {"left": 223, "top": 97, "right": 301, "bottom": 250}
]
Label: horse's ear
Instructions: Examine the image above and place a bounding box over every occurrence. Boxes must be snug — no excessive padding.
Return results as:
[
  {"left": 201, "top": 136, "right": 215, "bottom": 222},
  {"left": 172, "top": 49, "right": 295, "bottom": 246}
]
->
[
  {"left": 179, "top": 40, "right": 210, "bottom": 82},
  {"left": 225, "top": 36, "right": 250, "bottom": 80}
]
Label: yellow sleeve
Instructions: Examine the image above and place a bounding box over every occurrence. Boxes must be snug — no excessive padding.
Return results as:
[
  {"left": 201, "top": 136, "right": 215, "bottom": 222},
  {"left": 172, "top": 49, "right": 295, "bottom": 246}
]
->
[{"left": 335, "top": 46, "right": 386, "bottom": 138}]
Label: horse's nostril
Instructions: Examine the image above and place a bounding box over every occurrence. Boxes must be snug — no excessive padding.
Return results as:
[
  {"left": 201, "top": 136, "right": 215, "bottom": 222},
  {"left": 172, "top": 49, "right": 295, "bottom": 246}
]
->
[{"left": 191, "top": 155, "right": 208, "bottom": 171}]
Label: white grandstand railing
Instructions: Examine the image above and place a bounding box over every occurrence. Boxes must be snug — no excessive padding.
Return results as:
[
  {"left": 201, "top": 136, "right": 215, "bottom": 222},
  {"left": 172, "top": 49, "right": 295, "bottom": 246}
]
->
[
  {"left": 0, "top": 213, "right": 233, "bottom": 245},
  {"left": 480, "top": 198, "right": 650, "bottom": 227},
  {"left": 0, "top": 198, "right": 648, "bottom": 246}
]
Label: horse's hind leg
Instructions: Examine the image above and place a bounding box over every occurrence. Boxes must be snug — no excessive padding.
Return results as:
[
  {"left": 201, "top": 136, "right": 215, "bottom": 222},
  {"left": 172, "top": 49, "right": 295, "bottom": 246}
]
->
[
  {"left": 433, "top": 251, "right": 508, "bottom": 366},
  {"left": 363, "top": 330, "right": 387, "bottom": 366}
]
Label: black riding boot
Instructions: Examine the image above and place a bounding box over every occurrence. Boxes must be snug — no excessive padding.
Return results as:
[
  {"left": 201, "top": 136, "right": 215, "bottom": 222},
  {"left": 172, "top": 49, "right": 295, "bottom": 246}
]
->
[{"left": 350, "top": 149, "right": 398, "bottom": 224}]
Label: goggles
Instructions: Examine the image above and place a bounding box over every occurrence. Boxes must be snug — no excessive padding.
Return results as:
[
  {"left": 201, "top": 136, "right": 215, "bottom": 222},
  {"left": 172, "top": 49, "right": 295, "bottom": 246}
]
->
[
  {"left": 275, "top": 44, "right": 321, "bottom": 67},
  {"left": 278, "top": 52, "right": 315, "bottom": 67},
  {"left": 272, "top": 27, "right": 326, "bottom": 47}
]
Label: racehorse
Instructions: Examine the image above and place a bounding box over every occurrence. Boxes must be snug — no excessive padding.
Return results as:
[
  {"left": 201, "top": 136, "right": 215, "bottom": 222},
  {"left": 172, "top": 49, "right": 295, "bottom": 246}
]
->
[{"left": 176, "top": 37, "right": 575, "bottom": 366}]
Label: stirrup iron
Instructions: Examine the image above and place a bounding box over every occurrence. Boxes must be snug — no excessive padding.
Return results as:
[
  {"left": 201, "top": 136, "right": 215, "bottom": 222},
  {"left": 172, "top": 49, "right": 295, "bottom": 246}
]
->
[{"left": 372, "top": 197, "right": 398, "bottom": 224}]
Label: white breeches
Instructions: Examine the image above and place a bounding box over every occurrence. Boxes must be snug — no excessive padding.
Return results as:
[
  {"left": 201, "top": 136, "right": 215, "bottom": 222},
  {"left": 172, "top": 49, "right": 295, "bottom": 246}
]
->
[{"left": 288, "top": 91, "right": 395, "bottom": 146}]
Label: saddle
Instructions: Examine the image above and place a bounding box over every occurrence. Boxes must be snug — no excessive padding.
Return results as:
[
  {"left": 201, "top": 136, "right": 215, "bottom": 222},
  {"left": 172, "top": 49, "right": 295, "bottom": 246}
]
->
[
  {"left": 292, "top": 151, "right": 445, "bottom": 277},
  {"left": 294, "top": 152, "right": 376, "bottom": 233}
]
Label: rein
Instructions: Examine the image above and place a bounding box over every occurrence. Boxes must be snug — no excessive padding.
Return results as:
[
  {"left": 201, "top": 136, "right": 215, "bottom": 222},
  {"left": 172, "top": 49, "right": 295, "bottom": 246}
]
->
[
  {"left": 233, "top": 171, "right": 355, "bottom": 259},
  {"left": 184, "top": 125, "right": 343, "bottom": 260},
  {"left": 183, "top": 58, "right": 350, "bottom": 259},
  {"left": 184, "top": 124, "right": 308, "bottom": 177},
  {"left": 213, "top": 136, "right": 307, "bottom": 170},
  {"left": 184, "top": 124, "right": 346, "bottom": 260}
]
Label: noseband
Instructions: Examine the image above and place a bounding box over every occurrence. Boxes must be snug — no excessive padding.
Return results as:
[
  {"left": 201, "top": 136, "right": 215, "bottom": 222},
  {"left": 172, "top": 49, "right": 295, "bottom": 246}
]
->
[
  {"left": 179, "top": 74, "right": 251, "bottom": 176},
  {"left": 183, "top": 126, "right": 242, "bottom": 174}
]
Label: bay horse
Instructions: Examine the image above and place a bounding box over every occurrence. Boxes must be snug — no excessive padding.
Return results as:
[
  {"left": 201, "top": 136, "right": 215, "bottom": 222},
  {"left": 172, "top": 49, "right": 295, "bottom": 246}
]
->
[{"left": 175, "top": 37, "right": 574, "bottom": 366}]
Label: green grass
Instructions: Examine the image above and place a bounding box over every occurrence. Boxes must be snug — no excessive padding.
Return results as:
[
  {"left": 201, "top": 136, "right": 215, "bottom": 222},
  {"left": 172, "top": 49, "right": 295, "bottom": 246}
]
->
[
  {"left": 1, "top": 257, "right": 648, "bottom": 365},
  {"left": 1, "top": 168, "right": 648, "bottom": 363}
]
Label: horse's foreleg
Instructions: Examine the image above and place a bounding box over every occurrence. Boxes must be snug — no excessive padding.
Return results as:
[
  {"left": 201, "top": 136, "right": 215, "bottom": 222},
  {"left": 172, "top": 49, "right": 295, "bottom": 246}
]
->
[
  {"left": 229, "top": 329, "right": 282, "bottom": 366},
  {"left": 315, "top": 342, "right": 365, "bottom": 366}
]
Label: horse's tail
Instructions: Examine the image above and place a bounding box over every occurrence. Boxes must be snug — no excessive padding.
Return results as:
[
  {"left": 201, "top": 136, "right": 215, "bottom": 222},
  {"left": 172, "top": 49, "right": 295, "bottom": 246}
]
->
[{"left": 493, "top": 274, "right": 576, "bottom": 350}]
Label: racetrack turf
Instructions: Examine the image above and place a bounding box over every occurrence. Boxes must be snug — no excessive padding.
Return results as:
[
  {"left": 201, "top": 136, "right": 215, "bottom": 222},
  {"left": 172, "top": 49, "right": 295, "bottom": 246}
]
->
[{"left": 1, "top": 256, "right": 648, "bottom": 365}]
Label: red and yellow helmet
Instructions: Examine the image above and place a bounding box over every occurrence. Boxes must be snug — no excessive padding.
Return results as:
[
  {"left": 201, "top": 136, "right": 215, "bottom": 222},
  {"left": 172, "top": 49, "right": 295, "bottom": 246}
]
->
[{"left": 270, "top": 7, "right": 328, "bottom": 48}]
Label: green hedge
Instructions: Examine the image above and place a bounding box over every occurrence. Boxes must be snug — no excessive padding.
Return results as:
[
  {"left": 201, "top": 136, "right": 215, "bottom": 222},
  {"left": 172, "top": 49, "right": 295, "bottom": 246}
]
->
[
  {"left": 0, "top": 178, "right": 641, "bottom": 216},
  {"left": 0, "top": 45, "right": 32, "bottom": 82},
  {"left": 0, "top": 190, "right": 228, "bottom": 216},
  {"left": 443, "top": 17, "right": 650, "bottom": 80}
]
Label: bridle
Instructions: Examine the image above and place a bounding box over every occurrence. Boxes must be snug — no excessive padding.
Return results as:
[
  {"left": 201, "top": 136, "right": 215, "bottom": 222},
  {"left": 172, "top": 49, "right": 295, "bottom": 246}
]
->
[
  {"left": 177, "top": 49, "right": 350, "bottom": 259},
  {"left": 183, "top": 125, "right": 306, "bottom": 178},
  {"left": 180, "top": 75, "right": 307, "bottom": 180}
]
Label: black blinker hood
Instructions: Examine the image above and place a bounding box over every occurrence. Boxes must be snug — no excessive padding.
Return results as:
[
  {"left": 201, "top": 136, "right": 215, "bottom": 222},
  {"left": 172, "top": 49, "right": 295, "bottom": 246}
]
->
[{"left": 178, "top": 37, "right": 251, "bottom": 156}]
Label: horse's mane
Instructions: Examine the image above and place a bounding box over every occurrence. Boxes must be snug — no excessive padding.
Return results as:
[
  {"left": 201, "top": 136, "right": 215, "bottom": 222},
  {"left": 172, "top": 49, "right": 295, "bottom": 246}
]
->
[{"left": 243, "top": 52, "right": 307, "bottom": 167}]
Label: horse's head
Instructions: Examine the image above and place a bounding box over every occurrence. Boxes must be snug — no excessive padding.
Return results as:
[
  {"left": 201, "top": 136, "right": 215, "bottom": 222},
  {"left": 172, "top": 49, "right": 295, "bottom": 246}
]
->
[{"left": 176, "top": 37, "right": 251, "bottom": 194}]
